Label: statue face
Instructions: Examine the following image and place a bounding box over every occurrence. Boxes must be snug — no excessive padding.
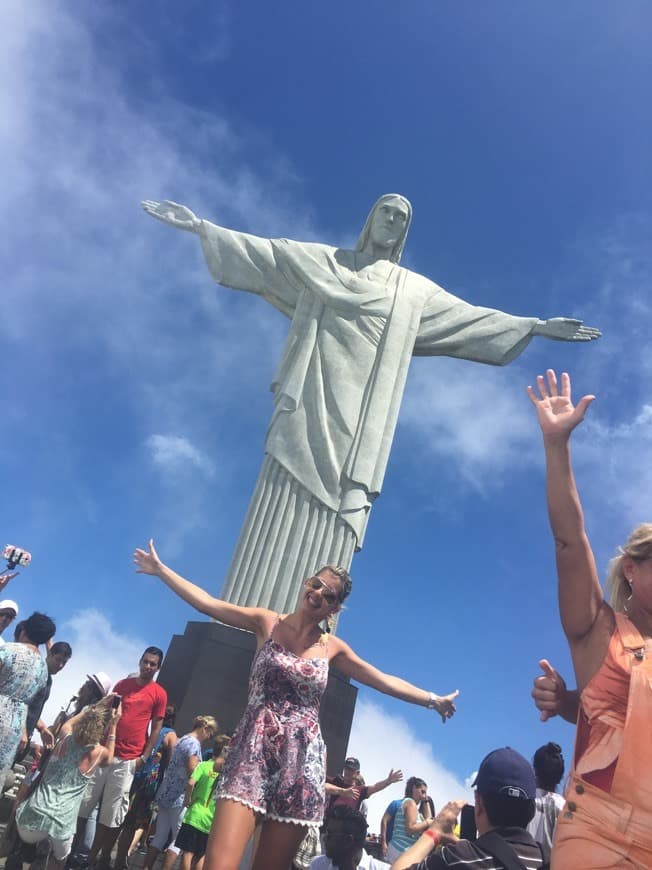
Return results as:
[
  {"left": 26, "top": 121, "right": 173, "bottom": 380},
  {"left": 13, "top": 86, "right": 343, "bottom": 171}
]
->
[{"left": 368, "top": 200, "right": 410, "bottom": 250}]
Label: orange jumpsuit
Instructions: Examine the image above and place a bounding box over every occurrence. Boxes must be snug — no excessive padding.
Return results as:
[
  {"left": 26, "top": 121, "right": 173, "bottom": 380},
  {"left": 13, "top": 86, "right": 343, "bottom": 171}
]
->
[{"left": 552, "top": 613, "right": 652, "bottom": 869}]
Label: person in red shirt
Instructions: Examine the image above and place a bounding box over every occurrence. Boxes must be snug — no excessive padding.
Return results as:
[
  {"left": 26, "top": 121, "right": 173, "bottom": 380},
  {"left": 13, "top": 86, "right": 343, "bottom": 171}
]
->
[{"left": 75, "top": 648, "right": 167, "bottom": 869}]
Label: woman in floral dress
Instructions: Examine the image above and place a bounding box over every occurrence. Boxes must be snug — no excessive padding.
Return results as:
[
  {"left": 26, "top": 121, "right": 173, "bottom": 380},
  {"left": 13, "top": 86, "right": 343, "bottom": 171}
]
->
[
  {"left": 134, "top": 540, "right": 458, "bottom": 870},
  {"left": 0, "top": 612, "right": 56, "bottom": 792}
]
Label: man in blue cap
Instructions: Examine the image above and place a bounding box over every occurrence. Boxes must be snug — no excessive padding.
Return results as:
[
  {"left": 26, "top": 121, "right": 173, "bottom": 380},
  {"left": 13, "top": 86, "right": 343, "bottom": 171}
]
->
[{"left": 390, "top": 748, "right": 546, "bottom": 869}]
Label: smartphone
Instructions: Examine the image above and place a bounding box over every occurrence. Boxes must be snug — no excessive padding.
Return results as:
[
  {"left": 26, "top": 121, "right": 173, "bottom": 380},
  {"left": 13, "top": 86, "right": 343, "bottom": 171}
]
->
[
  {"left": 111, "top": 695, "right": 122, "bottom": 709},
  {"left": 459, "top": 804, "right": 477, "bottom": 841}
]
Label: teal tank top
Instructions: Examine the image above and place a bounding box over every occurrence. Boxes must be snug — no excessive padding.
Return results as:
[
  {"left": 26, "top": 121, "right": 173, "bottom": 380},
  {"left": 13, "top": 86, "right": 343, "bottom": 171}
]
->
[
  {"left": 389, "top": 797, "right": 423, "bottom": 853},
  {"left": 17, "top": 734, "right": 98, "bottom": 840}
]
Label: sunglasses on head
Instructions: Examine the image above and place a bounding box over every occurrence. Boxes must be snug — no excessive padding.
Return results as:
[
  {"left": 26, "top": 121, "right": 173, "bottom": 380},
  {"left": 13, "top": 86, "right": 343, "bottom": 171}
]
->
[{"left": 306, "top": 576, "right": 339, "bottom": 605}]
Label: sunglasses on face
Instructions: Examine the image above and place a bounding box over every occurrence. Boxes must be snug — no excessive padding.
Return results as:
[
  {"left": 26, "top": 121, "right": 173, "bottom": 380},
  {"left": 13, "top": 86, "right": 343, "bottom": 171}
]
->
[{"left": 306, "top": 576, "right": 339, "bottom": 605}]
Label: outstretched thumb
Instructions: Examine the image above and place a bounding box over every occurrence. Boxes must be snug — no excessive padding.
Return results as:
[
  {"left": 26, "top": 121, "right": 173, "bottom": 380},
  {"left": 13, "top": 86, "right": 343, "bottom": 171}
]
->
[
  {"left": 538, "top": 658, "right": 557, "bottom": 679},
  {"left": 576, "top": 395, "right": 596, "bottom": 419}
]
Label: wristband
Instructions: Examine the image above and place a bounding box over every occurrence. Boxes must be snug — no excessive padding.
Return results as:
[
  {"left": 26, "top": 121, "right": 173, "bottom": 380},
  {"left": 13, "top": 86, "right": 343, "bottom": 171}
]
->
[
  {"left": 105, "top": 734, "right": 116, "bottom": 741},
  {"left": 426, "top": 692, "right": 438, "bottom": 709},
  {"left": 424, "top": 829, "right": 440, "bottom": 847}
]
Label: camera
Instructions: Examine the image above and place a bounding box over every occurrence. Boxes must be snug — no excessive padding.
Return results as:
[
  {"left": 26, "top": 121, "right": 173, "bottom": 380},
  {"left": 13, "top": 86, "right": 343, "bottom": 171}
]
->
[
  {"left": 111, "top": 695, "right": 122, "bottom": 709},
  {"left": 2, "top": 545, "right": 32, "bottom": 570}
]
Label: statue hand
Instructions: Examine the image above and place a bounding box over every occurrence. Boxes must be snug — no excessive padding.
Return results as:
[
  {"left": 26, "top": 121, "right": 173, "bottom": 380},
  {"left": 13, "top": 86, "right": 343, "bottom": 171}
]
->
[
  {"left": 141, "top": 200, "right": 200, "bottom": 232},
  {"left": 526, "top": 369, "right": 595, "bottom": 443},
  {"left": 535, "top": 317, "right": 601, "bottom": 342}
]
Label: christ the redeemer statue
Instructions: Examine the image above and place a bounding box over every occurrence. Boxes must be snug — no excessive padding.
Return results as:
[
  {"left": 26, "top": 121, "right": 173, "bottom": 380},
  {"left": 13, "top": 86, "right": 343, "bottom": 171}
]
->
[{"left": 143, "top": 194, "right": 600, "bottom": 614}]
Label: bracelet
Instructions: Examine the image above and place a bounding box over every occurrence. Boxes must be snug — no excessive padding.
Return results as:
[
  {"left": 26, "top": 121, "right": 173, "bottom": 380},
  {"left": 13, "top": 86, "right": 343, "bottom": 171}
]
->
[
  {"left": 424, "top": 829, "right": 440, "bottom": 847},
  {"left": 105, "top": 734, "right": 116, "bottom": 741},
  {"left": 426, "top": 692, "right": 438, "bottom": 709}
]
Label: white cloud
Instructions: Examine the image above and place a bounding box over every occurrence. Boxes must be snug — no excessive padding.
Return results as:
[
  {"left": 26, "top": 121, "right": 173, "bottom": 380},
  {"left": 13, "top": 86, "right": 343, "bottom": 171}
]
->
[
  {"left": 41, "top": 609, "right": 147, "bottom": 728},
  {"left": 401, "top": 360, "right": 536, "bottom": 492},
  {"left": 347, "top": 699, "right": 471, "bottom": 835},
  {"left": 146, "top": 434, "right": 215, "bottom": 478}
]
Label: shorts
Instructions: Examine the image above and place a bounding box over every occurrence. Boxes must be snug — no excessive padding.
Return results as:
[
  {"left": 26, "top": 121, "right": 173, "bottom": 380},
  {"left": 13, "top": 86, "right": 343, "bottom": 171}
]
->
[
  {"left": 151, "top": 805, "right": 185, "bottom": 853},
  {"left": 15, "top": 823, "right": 73, "bottom": 862},
  {"left": 79, "top": 757, "right": 137, "bottom": 828},
  {"left": 175, "top": 823, "right": 209, "bottom": 857}
]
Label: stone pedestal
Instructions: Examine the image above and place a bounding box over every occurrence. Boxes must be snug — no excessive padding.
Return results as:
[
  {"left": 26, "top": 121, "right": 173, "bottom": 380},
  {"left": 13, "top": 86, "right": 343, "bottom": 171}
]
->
[{"left": 157, "top": 621, "right": 357, "bottom": 776}]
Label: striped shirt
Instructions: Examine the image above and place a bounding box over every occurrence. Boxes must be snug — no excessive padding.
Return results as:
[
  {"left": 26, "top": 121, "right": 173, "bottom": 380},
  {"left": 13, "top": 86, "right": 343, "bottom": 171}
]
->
[
  {"left": 390, "top": 798, "right": 423, "bottom": 854},
  {"left": 405, "top": 827, "right": 545, "bottom": 869}
]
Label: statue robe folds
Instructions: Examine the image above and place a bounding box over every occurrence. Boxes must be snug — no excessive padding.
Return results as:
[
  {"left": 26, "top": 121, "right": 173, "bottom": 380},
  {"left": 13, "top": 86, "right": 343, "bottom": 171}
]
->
[{"left": 199, "top": 222, "right": 538, "bottom": 611}]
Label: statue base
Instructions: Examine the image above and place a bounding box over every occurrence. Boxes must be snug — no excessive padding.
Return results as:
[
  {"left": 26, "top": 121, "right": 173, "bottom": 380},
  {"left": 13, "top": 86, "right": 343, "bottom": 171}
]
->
[{"left": 158, "top": 620, "right": 357, "bottom": 776}]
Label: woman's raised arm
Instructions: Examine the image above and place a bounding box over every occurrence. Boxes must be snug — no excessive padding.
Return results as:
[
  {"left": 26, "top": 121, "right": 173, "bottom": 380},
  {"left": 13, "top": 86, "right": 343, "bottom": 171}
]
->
[
  {"left": 527, "top": 371, "right": 613, "bottom": 680},
  {"left": 134, "top": 540, "right": 273, "bottom": 640},
  {"left": 329, "top": 636, "right": 458, "bottom": 724}
]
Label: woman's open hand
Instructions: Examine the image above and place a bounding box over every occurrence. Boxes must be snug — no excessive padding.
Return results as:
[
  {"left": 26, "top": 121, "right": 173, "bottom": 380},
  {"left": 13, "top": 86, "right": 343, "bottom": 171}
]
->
[
  {"left": 134, "top": 539, "right": 163, "bottom": 576},
  {"left": 527, "top": 370, "right": 595, "bottom": 443}
]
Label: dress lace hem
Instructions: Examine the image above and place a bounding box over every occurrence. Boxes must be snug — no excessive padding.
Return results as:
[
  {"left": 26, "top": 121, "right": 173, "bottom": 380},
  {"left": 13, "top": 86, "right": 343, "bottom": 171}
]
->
[
  {"left": 216, "top": 794, "right": 266, "bottom": 815},
  {"left": 216, "top": 794, "right": 321, "bottom": 828}
]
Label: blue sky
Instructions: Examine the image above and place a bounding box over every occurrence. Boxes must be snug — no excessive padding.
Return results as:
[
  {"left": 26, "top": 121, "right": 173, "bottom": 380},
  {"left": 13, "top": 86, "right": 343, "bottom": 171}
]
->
[{"left": 2, "top": 0, "right": 652, "bottom": 830}]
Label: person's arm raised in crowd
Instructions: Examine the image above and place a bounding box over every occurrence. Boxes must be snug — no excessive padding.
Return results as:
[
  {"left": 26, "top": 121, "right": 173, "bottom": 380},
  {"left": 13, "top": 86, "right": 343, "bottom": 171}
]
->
[
  {"left": 366, "top": 768, "right": 403, "bottom": 797},
  {"left": 532, "top": 658, "right": 580, "bottom": 724},
  {"left": 527, "top": 370, "right": 614, "bottom": 690},
  {"left": 329, "top": 637, "right": 458, "bottom": 724},
  {"left": 134, "top": 540, "right": 275, "bottom": 644},
  {"left": 0, "top": 572, "right": 18, "bottom": 593},
  {"left": 390, "top": 801, "right": 466, "bottom": 870}
]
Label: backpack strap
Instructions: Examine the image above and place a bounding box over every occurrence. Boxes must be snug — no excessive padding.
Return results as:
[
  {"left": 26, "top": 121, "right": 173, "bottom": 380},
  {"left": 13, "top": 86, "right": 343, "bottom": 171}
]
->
[{"left": 475, "top": 831, "right": 528, "bottom": 870}]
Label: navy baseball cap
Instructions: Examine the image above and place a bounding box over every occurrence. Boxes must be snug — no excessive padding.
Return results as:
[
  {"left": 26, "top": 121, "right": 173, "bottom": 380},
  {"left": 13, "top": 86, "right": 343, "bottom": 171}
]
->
[
  {"left": 473, "top": 748, "right": 536, "bottom": 800},
  {"left": 344, "top": 756, "right": 360, "bottom": 770}
]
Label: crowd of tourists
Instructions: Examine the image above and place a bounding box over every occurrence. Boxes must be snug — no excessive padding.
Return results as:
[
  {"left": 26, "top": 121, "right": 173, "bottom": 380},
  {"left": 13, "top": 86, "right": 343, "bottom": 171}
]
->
[{"left": 1, "top": 369, "right": 650, "bottom": 870}]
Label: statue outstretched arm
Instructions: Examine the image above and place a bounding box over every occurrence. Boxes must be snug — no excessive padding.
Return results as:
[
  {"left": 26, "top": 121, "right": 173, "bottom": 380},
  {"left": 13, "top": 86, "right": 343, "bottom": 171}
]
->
[
  {"left": 142, "top": 200, "right": 299, "bottom": 316},
  {"left": 533, "top": 318, "right": 601, "bottom": 342},
  {"left": 142, "top": 200, "right": 202, "bottom": 233}
]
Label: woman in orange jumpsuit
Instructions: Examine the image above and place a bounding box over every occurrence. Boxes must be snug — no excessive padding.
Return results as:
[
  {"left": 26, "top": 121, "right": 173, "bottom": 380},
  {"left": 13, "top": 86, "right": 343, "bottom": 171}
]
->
[{"left": 528, "top": 369, "right": 652, "bottom": 869}]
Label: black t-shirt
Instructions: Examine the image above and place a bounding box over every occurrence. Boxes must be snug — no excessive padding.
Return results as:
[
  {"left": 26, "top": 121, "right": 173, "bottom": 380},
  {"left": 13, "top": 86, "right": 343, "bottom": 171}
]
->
[{"left": 406, "top": 827, "right": 545, "bottom": 870}]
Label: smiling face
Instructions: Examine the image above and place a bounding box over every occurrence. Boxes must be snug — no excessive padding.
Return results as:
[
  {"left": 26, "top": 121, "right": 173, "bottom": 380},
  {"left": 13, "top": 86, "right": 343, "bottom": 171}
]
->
[{"left": 303, "top": 569, "right": 343, "bottom": 618}]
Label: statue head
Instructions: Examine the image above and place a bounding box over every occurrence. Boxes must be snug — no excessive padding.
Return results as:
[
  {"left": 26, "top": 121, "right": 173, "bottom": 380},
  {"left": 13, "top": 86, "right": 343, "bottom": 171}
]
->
[{"left": 355, "top": 193, "right": 413, "bottom": 263}]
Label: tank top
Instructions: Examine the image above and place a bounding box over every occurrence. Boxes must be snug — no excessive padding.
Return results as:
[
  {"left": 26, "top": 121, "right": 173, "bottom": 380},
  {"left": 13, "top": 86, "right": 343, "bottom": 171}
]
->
[{"left": 17, "top": 733, "right": 99, "bottom": 839}]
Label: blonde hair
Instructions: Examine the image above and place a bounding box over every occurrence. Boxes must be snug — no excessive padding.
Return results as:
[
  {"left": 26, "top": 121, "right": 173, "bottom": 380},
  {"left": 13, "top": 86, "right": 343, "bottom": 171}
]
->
[
  {"left": 193, "top": 714, "right": 218, "bottom": 735},
  {"left": 72, "top": 705, "right": 110, "bottom": 746},
  {"left": 606, "top": 524, "right": 652, "bottom": 612}
]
